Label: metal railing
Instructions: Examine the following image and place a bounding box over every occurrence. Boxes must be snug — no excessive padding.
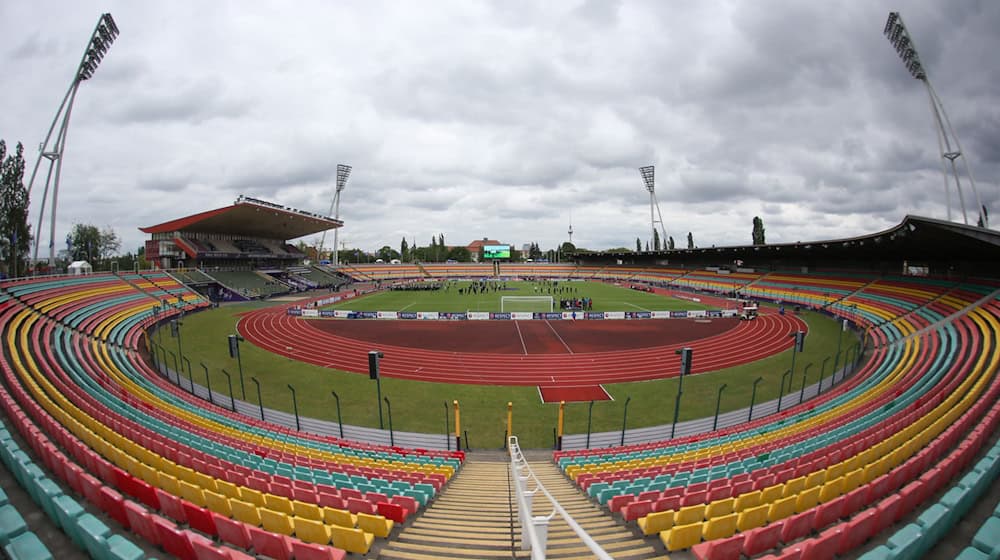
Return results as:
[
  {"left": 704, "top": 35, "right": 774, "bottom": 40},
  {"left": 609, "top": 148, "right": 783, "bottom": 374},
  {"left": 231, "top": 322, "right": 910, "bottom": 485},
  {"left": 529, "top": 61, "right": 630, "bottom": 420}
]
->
[{"left": 509, "top": 436, "right": 612, "bottom": 560}]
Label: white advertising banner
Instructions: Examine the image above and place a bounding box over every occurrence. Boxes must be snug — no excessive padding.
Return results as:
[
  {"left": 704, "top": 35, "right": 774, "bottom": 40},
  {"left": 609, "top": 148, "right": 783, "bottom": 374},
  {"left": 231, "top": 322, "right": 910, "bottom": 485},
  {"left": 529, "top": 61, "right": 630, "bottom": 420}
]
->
[
  {"left": 301, "top": 309, "right": 319, "bottom": 317},
  {"left": 467, "top": 312, "right": 490, "bottom": 321},
  {"left": 377, "top": 311, "right": 398, "bottom": 320},
  {"left": 511, "top": 312, "right": 534, "bottom": 320}
]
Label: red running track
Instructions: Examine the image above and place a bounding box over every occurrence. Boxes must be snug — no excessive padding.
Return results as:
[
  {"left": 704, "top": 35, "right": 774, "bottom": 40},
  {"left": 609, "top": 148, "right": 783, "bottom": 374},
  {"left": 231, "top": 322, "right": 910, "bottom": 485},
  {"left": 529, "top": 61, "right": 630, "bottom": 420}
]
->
[{"left": 238, "top": 306, "right": 807, "bottom": 386}]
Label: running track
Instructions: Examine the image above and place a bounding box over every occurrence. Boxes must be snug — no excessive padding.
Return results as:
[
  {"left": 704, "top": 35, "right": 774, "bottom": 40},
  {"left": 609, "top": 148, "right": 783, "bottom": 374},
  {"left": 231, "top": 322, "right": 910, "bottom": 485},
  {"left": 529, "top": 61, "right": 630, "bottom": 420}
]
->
[{"left": 238, "top": 306, "right": 807, "bottom": 386}]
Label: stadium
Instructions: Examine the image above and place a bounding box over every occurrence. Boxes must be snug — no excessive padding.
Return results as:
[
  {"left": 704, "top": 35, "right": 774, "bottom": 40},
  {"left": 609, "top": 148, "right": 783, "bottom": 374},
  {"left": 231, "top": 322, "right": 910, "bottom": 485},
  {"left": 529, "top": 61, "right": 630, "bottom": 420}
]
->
[{"left": 3, "top": 9, "right": 1000, "bottom": 560}]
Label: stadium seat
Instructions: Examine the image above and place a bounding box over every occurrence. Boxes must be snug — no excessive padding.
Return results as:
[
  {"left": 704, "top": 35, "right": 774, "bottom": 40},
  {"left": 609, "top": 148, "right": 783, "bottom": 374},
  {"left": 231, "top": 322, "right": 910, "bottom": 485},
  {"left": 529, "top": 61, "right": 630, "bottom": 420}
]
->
[
  {"left": 3, "top": 531, "right": 53, "bottom": 560},
  {"left": 323, "top": 506, "right": 357, "bottom": 528},
  {"left": 260, "top": 507, "right": 295, "bottom": 536},
  {"left": 212, "top": 512, "right": 252, "bottom": 549},
  {"left": 248, "top": 526, "right": 293, "bottom": 560},
  {"left": 638, "top": 510, "right": 673, "bottom": 536},
  {"left": 660, "top": 520, "right": 703, "bottom": 552},
  {"left": 294, "top": 517, "right": 332, "bottom": 545},
  {"left": 357, "top": 512, "right": 394, "bottom": 538},
  {"left": 329, "top": 525, "right": 374, "bottom": 555},
  {"left": 377, "top": 501, "right": 409, "bottom": 523},
  {"left": 703, "top": 512, "right": 738, "bottom": 540},
  {"left": 743, "top": 522, "right": 783, "bottom": 557},
  {"left": 692, "top": 533, "right": 744, "bottom": 560},
  {"left": 290, "top": 540, "right": 348, "bottom": 560}
]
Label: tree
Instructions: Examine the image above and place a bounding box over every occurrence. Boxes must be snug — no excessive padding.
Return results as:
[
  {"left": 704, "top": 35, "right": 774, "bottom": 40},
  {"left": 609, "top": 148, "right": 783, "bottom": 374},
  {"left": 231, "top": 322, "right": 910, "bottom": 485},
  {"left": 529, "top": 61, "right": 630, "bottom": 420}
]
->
[
  {"left": 400, "top": 237, "right": 409, "bottom": 262},
  {"left": 0, "top": 140, "right": 31, "bottom": 277},
  {"left": 559, "top": 241, "right": 576, "bottom": 255},
  {"left": 645, "top": 241, "right": 649, "bottom": 251},
  {"left": 687, "top": 232, "right": 694, "bottom": 249},
  {"left": 636, "top": 237, "right": 641, "bottom": 252},
  {"left": 446, "top": 246, "right": 471, "bottom": 262},
  {"left": 668, "top": 236, "right": 675, "bottom": 250},
  {"left": 752, "top": 216, "right": 766, "bottom": 245},
  {"left": 67, "top": 224, "right": 120, "bottom": 265},
  {"left": 653, "top": 229, "right": 661, "bottom": 251},
  {"left": 376, "top": 246, "right": 400, "bottom": 262},
  {"left": 977, "top": 206, "right": 989, "bottom": 228},
  {"left": 528, "top": 242, "right": 542, "bottom": 261}
]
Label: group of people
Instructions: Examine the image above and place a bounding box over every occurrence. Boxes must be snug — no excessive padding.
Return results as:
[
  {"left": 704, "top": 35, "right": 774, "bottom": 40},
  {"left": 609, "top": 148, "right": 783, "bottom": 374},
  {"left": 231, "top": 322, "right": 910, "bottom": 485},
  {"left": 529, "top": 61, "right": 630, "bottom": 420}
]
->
[
  {"left": 560, "top": 297, "right": 593, "bottom": 311},
  {"left": 390, "top": 281, "right": 442, "bottom": 291},
  {"left": 456, "top": 279, "right": 507, "bottom": 295}
]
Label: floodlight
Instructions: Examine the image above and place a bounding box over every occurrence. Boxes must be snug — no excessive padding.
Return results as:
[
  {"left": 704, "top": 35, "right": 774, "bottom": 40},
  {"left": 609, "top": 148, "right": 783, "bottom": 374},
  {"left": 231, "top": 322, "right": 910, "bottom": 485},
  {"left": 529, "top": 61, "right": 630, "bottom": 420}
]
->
[
  {"left": 638, "top": 165, "right": 668, "bottom": 252},
  {"left": 27, "top": 13, "right": 121, "bottom": 269},
  {"left": 319, "top": 163, "right": 352, "bottom": 266},
  {"left": 881, "top": 11, "right": 987, "bottom": 228}
]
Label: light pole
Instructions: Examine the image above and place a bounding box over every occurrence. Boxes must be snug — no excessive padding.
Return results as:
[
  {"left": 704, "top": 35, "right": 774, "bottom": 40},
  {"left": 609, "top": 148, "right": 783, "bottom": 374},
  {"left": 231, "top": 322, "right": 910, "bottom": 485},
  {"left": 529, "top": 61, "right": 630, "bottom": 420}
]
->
[
  {"left": 200, "top": 363, "right": 213, "bottom": 405},
  {"left": 369, "top": 351, "right": 385, "bottom": 429},
  {"left": 819, "top": 356, "right": 831, "bottom": 394},
  {"left": 671, "top": 347, "right": 692, "bottom": 439},
  {"left": 713, "top": 384, "right": 727, "bottom": 431},
  {"left": 331, "top": 391, "right": 344, "bottom": 439},
  {"left": 228, "top": 334, "right": 246, "bottom": 399},
  {"left": 320, "top": 164, "right": 352, "bottom": 266},
  {"left": 800, "top": 363, "right": 813, "bottom": 403},
  {"left": 182, "top": 356, "right": 193, "bottom": 395},
  {"left": 27, "top": 13, "right": 120, "bottom": 270},
  {"left": 586, "top": 400, "right": 595, "bottom": 449},
  {"left": 251, "top": 376, "right": 264, "bottom": 421},
  {"left": 883, "top": 12, "right": 986, "bottom": 227},
  {"left": 287, "top": 384, "right": 300, "bottom": 431},
  {"left": 384, "top": 397, "right": 394, "bottom": 446},
  {"left": 168, "top": 350, "right": 179, "bottom": 385},
  {"left": 221, "top": 369, "right": 236, "bottom": 411},
  {"left": 443, "top": 401, "right": 450, "bottom": 451},
  {"left": 639, "top": 166, "right": 668, "bottom": 251},
  {"left": 620, "top": 396, "right": 631, "bottom": 446},
  {"left": 778, "top": 369, "right": 792, "bottom": 412},
  {"left": 749, "top": 377, "right": 763, "bottom": 422}
]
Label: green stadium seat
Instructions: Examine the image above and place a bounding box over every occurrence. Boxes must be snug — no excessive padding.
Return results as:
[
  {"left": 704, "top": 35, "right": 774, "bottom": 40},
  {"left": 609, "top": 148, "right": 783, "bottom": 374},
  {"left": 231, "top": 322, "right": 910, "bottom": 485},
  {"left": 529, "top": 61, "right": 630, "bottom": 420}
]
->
[{"left": 3, "top": 531, "right": 53, "bottom": 560}]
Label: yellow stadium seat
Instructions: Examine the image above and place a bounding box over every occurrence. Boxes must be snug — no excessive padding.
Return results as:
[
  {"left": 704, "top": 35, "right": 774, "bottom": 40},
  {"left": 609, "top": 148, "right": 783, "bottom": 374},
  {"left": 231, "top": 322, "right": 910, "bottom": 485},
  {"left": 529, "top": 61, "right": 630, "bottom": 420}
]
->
[
  {"left": 819, "top": 477, "right": 845, "bottom": 503},
  {"left": 357, "top": 512, "right": 394, "bottom": 538},
  {"left": 239, "top": 487, "right": 265, "bottom": 507},
  {"left": 323, "top": 507, "right": 358, "bottom": 528},
  {"left": 292, "top": 500, "right": 322, "bottom": 521},
  {"left": 264, "top": 494, "right": 294, "bottom": 515},
  {"left": 260, "top": 508, "right": 295, "bottom": 536},
  {"left": 179, "top": 480, "right": 207, "bottom": 507},
  {"left": 638, "top": 510, "right": 674, "bottom": 536},
  {"left": 737, "top": 503, "right": 769, "bottom": 532},
  {"left": 194, "top": 472, "right": 218, "bottom": 493},
  {"left": 330, "top": 525, "right": 374, "bottom": 555},
  {"left": 760, "top": 484, "right": 784, "bottom": 504},
  {"left": 660, "top": 521, "right": 703, "bottom": 552},
  {"left": 204, "top": 490, "right": 232, "bottom": 517},
  {"left": 734, "top": 490, "right": 761, "bottom": 512},
  {"left": 826, "top": 462, "right": 846, "bottom": 481},
  {"left": 216, "top": 480, "right": 240, "bottom": 500},
  {"left": 706, "top": 497, "right": 734, "bottom": 518},
  {"left": 293, "top": 517, "right": 332, "bottom": 545},
  {"left": 767, "top": 495, "right": 797, "bottom": 522},
  {"left": 676, "top": 504, "right": 706, "bottom": 525},
  {"left": 796, "top": 486, "right": 821, "bottom": 513},
  {"left": 844, "top": 469, "right": 864, "bottom": 493},
  {"left": 783, "top": 476, "right": 806, "bottom": 498},
  {"left": 231, "top": 499, "right": 261, "bottom": 527},
  {"left": 805, "top": 470, "right": 826, "bottom": 489},
  {"left": 703, "top": 512, "right": 738, "bottom": 540},
  {"left": 158, "top": 473, "right": 180, "bottom": 495},
  {"left": 136, "top": 463, "right": 158, "bottom": 486}
]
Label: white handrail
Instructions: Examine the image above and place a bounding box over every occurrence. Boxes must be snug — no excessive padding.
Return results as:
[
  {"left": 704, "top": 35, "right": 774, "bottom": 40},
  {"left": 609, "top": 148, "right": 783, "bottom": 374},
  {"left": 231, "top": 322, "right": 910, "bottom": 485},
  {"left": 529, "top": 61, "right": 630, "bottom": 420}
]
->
[{"left": 509, "top": 436, "right": 613, "bottom": 560}]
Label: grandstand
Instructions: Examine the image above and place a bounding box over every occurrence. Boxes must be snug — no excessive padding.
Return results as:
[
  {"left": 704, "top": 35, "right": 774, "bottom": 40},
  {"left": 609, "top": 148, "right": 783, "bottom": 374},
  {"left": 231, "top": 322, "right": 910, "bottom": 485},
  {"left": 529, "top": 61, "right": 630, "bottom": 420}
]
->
[
  {"left": 3, "top": 214, "right": 1000, "bottom": 559},
  {"left": 140, "top": 196, "right": 349, "bottom": 301}
]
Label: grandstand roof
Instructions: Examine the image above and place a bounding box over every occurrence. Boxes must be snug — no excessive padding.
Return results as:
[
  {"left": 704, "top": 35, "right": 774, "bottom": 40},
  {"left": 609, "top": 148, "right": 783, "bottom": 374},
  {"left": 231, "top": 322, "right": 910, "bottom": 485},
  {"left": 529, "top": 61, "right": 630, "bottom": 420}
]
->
[
  {"left": 589, "top": 215, "right": 1000, "bottom": 270},
  {"left": 139, "top": 196, "right": 341, "bottom": 240}
]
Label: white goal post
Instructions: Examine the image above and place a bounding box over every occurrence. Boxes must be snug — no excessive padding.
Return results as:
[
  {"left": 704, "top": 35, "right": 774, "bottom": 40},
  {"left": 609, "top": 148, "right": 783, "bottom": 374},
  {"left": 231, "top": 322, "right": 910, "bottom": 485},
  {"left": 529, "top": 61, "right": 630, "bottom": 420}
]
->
[{"left": 501, "top": 296, "right": 554, "bottom": 312}]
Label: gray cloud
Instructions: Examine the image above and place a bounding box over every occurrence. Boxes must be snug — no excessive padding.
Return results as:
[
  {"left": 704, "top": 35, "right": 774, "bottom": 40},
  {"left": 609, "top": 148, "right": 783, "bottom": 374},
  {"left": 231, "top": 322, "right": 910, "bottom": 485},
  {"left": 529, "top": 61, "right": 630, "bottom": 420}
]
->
[{"left": 1, "top": 0, "right": 998, "bottom": 257}]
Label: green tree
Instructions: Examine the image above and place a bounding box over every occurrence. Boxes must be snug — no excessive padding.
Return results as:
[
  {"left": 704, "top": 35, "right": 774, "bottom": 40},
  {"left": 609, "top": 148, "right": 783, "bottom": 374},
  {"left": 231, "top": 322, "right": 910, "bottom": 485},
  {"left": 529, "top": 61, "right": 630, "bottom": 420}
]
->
[
  {"left": 376, "top": 246, "right": 401, "bottom": 262},
  {"left": 446, "top": 246, "right": 471, "bottom": 262},
  {"left": 752, "top": 216, "right": 766, "bottom": 245},
  {"left": 668, "top": 236, "right": 675, "bottom": 250},
  {"left": 635, "top": 237, "right": 641, "bottom": 252},
  {"left": 0, "top": 140, "right": 32, "bottom": 277},
  {"left": 400, "top": 237, "right": 409, "bottom": 262},
  {"left": 559, "top": 241, "right": 576, "bottom": 256},
  {"left": 528, "top": 242, "right": 542, "bottom": 260},
  {"left": 687, "top": 232, "right": 694, "bottom": 249},
  {"left": 653, "top": 229, "right": 661, "bottom": 251},
  {"left": 977, "top": 206, "right": 989, "bottom": 228},
  {"left": 67, "top": 224, "right": 120, "bottom": 266}
]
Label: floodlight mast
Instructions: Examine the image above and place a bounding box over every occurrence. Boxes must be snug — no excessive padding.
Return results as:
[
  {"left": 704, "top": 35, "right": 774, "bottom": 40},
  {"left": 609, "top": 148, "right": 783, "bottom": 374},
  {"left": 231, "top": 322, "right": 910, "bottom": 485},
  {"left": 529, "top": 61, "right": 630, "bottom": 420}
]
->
[
  {"left": 26, "top": 13, "right": 119, "bottom": 270},
  {"left": 319, "top": 164, "right": 352, "bottom": 266},
  {"left": 883, "top": 12, "right": 987, "bottom": 228},
  {"left": 639, "top": 166, "right": 669, "bottom": 250}
]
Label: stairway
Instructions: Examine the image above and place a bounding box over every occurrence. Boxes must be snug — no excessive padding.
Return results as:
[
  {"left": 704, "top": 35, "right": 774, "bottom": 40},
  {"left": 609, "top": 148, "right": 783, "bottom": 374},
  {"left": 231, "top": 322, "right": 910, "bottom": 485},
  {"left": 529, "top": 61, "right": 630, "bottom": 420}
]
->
[{"left": 377, "top": 453, "right": 661, "bottom": 559}]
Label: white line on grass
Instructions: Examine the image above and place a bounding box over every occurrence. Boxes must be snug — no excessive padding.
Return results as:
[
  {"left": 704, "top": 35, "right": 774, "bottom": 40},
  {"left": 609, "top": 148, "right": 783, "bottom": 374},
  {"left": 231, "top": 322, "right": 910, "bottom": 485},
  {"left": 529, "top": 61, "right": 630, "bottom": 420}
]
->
[
  {"left": 619, "top": 301, "right": 651, "bottom": 312},
  {"left": 399, "top": 301, "right": 417, "bottom": 311}
]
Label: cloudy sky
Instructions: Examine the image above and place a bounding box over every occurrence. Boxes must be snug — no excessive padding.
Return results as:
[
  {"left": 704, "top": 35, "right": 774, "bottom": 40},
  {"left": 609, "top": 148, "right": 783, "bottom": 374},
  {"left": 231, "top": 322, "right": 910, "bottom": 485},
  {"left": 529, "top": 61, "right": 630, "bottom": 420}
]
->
[{"left": 1, "top": 1, "right": 998, "bottom": 257}]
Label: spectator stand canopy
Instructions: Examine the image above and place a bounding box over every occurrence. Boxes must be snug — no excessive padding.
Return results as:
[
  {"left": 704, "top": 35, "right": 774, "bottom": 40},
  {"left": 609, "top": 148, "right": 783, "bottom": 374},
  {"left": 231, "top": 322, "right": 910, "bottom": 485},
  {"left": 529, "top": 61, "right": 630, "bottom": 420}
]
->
[
  {"left": 139, "top": 195, "right": 342, "bottom": 270},
  {"left": 579, "top": 215, "right": 1000, "bottom": 277}
]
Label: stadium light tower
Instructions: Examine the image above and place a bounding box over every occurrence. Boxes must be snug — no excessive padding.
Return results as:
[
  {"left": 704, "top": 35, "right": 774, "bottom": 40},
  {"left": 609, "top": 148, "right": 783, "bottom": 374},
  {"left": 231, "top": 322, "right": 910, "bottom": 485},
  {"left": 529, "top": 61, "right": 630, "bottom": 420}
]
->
[
  {"left": 883, "top": 12, "right": 987, "bottom": 228},
  {"left": 26, "top": 13, "right": 120, "bottom": 270},
  {"left": 639, "top": 166, "right": 669, "bottom": 250},
  {"left": 320, "top": 163, "right": 352, "bottom": 266}
]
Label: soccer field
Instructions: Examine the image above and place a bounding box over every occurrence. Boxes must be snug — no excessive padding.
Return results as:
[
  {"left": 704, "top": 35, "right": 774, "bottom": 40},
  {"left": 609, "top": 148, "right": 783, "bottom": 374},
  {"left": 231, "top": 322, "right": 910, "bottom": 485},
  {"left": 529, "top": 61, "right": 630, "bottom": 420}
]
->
[{"left": 325, "top": 280, "right": 715, "bottom": 313}]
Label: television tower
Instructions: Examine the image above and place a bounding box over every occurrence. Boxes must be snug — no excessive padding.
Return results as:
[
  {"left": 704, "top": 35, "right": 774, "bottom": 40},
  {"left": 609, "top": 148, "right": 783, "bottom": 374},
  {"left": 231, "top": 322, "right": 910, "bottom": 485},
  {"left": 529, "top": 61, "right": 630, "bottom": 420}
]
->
[{"left": 568, "top": 211, "right": 574, "bottom": 245}]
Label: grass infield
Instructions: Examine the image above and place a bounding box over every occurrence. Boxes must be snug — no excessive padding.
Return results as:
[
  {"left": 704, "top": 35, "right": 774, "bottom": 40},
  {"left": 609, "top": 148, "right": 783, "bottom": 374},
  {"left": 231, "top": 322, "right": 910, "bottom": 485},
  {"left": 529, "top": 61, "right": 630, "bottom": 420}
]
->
[{"left": 170, "top": 282, "right": 855, "bottom": 449}]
